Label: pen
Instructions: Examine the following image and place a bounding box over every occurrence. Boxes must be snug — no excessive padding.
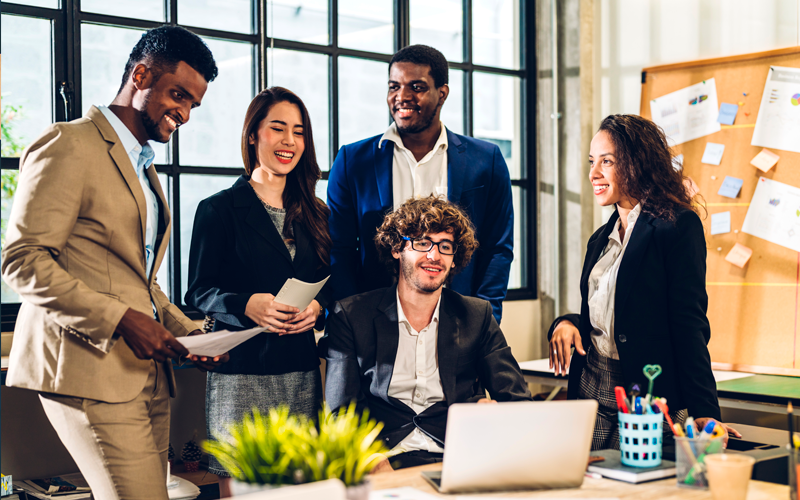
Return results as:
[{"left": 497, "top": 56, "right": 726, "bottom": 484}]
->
[
  {"left": 699, "top": 421, "right": 717, "bottom": 440},
  {"left": 789, "top": 402, "right": 795, "bottom": 449},
  {"left": 634, "top": 397, "right": 643, "bottom": 415},
  {"left": 614, "top": 386, "right": 630, "bottom": 413},
  {"left": 685, "top": 417, "right": 695, "bottom": 438}
]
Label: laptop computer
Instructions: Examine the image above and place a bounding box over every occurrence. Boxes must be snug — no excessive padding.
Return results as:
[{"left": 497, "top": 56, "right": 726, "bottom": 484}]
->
[{"left": 421, "top": 399, "right": 598, "bottom": 493}]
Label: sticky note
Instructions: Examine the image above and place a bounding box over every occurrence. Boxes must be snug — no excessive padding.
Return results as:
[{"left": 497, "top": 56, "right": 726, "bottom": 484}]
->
[
  {"left": 672, "top": 154, "right": 684, "bottom": 171},
  {"left": 725, "top": 243, "right": 753, "bottom": 268},
  {"left": 717, "top": 103, "right": 739, "bottom": 125},
  {"left": 701, "top": 143, "right": 725, "bottom": 165},
  {"left": 750, "top": 148, "right": 780, "bottom": 172},
  {"left": 718, "top": 176, "right": 744, "bottom": 198},
  {"left": 711, "top": 212, "right": 731, "bottom": 235}
]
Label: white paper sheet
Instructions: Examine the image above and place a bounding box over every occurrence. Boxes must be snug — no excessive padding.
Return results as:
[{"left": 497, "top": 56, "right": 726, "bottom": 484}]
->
[
  {"left": 176, "top": 325, "right": 267, "bottom": 357},
  {"left": 752, "top": 66, "right": 800, "bottom": 153},
  {"left": 650, "top": 78, "right": 721, "bottom": 146},
  {"left": 274, "top": 275, "right": 330, "bottom": 310},
  {"left": 742, "top": 177, "right": 800, "bottom": 252},
  {"left": 370, "top": 488, "right": 440, "bottom": 500}
]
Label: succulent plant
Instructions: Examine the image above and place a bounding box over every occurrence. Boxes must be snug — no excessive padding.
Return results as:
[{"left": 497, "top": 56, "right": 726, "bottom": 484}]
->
[{"left": 203, "top": 402, "right": 387, "bottom": 487}]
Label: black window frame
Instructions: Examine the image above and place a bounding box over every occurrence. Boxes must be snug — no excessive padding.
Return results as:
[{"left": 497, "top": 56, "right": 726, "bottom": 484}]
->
[{"left": 0, "top": 0, "right": 537, "bottom": 331}]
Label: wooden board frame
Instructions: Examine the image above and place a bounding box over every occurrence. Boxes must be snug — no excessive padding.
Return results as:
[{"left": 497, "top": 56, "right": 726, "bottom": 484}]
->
[{"left": 640, "top": 47, "right": 800, "bottom": 376}]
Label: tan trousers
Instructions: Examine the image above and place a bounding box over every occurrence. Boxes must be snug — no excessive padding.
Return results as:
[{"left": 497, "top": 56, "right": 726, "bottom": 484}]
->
[{"left": 39, "top": 361, "right": 170, "bottom": 500}]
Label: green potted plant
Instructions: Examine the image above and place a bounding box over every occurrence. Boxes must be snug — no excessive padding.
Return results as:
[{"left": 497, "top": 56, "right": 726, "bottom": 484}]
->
[{"left": 203, "top": 402, "right": 388, "bottom": 499}]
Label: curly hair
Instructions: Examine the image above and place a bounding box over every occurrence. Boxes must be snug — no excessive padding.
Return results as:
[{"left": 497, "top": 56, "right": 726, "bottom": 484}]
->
[
  {"left": 389, "top": 45, "right": 449, "bottom": 88},
  {"left": 598, "top": 114, "right": 705, "bottom": 221},
  {"left": 118, "top": 25, "right": 218, "bottom": 94},
  {"left": 374, "top": 196, "right": 478, "bottom": 278}
]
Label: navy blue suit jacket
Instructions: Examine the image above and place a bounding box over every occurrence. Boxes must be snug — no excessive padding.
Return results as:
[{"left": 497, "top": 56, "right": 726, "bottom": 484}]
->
[{"left": 327, "top": 129, "right": 513, "bottom": 322}]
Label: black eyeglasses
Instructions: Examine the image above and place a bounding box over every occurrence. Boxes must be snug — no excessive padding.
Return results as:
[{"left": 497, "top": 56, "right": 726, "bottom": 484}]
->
[{"left": 401, "top": 236, "right": 458, "bottom": 255}]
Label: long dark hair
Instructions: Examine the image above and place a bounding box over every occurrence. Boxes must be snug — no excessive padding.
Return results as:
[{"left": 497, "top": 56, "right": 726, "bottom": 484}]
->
[
  {"left": 598, "top": 114, "right": 704, "bottom": 222},
  {"left": 241, "top": 87, "right": 331, "bottom": 265}
]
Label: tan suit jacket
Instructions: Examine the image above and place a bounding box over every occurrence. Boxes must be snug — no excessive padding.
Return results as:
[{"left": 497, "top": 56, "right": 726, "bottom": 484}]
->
[{"left": 2, "top": 106, "right": 197, "bottom": 403}]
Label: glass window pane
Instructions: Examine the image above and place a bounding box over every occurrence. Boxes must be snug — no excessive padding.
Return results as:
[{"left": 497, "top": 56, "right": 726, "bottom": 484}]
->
[
  {"left": 81, "top": 24, "right": 169, "bottom": 164},
  {"left": 2, "top": 170, "right": 21, "bottom": 304},
  {"left": 155, "top": 173, "right": 171, "bottom": 300},
  {"left": 315, "top": 179, "right": 327, "bottom": 203},
  {"left": 440, "top": 68, "right": 463, "bottom": 136},
  {"left": 1, "top": 15, "right": 53, "bottom": 157},
  {"left": 267, "top": 49, "right": 330, "bottom": 171},
  {"left": 81, "top": 0, "right": 166, "bottom": 22},
  {"left": 180, "top": 174, "right": 239, "bottom": 304},
  {"left": 473, "top": 72, "right": 521, "bottom": 179},
  {"left": 179, "top": 38, "right": 254, "bottom": 167},
  {"left": 337, "top": 57, "right": 389, "bottom": 148},
  {"left": 509, "top": 186, "right": 524, "bottom": 289},
  {"left": 179, "top": 0, "right": 253, "bottom": 34},
  {"left": 266, "top": 0, "right": 328, "bottom": 45},
  {"left": 6, "top": 0, "right": 58, "bottom": 8},
  {"left": 410, "top": 0, "right": 463, "bottom": 63},
  {"left": 338, "top": 0, "right": 394, "bottom": 54},
  {"left": 472, "top": 0, "right": 519, "bottom": 70}
]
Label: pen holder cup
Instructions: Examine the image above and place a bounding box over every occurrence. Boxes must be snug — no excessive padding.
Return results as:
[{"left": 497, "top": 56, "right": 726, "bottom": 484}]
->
[
  {"left": 675, "top": 436, "right": 724, "bottom": 489},
  {"left": 618, "top": 412, "right": 663, "bottom": 467},
  {"left": 790, "top": 447, "right": 799, "bottom": 500}
]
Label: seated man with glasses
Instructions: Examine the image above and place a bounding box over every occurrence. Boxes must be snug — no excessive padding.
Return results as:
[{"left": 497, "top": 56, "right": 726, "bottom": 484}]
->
[{"left": 323, "top": 196, "right": 531, "bottom": 471}]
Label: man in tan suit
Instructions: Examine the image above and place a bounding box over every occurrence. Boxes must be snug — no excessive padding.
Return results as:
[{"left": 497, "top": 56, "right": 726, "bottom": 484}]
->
[{"left": 2, "top": 26, "right": 225, "bottom": 500}]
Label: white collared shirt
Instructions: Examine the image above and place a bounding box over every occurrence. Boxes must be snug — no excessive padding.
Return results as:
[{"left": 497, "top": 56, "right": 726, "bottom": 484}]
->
[
  {"left": 98, "top": 106, "right": 158, "bottom": 278},
  {"left": 587, "top": 203, "right": 642, "bottom": 360},
  {"left": 386, "top": 291, "right": 445, "bottom": 455},
  {"left": 379, "top": 122, "right": 449, "bottom": 210}
]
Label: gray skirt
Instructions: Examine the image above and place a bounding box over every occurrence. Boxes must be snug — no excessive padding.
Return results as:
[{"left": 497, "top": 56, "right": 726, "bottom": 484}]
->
[{"left": 205, "top": 369, "right": 323, "bottom": 477}]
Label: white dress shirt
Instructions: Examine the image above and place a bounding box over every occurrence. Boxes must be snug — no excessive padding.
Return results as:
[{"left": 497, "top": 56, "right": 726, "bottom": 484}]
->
[
  {"left": 379, "top": 122, "right": 449, "bottom": 210},
  {"left": 98, "top": 106, "right": 158, "bottom": 278},
  {"left": 386, "top": 291, "right": 445, "bottom": 455},
  {"left": 586, "top": 203, "right": 642, "bottom": 360}
]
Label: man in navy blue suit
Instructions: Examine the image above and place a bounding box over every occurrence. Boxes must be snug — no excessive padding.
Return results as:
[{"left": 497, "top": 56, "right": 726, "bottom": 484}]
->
[{"left": 327, "top": 45, "right": 513, "bottom": 322}]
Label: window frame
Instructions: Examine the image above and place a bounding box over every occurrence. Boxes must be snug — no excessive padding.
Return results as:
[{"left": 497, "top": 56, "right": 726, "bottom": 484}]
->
[{"left": 0, "top": 0, "right": 537, "bottom": 331}]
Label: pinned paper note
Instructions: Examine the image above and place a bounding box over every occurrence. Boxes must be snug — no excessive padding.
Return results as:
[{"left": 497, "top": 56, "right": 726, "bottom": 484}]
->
[
  {"left": 725, "top": 243, "right": 753, "bottom": 268},
  {"left": 711, "top": 212, "right": 731, "bottom": 235},
  {"left": 717, "top": 103, "right": 739, "bottom": 125},
  {"left": 718, "top": 176, "right": 744, "bottom": 198},
  {"left": 750, "top": 148, "right": 780, "bottom": 172},
  {"left": 701, "top": 143, "right": 725, "bottom": 165},
  {"left": 672, "top": 154, "right": 684, "bottom": 171}
]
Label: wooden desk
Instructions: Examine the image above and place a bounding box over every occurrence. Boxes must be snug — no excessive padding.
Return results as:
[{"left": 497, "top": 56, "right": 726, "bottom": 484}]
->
[
  {"left": 370, "top": 463, "right": 788, "bottom": 498},
  {"left": 519, "top": 358, "right": 799, "bottom": 414}
]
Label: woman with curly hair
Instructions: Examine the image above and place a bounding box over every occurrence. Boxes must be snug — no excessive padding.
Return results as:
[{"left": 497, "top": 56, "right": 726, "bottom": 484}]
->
[{"left": 548, "top": 114, "right": 740, "bottom": 451}]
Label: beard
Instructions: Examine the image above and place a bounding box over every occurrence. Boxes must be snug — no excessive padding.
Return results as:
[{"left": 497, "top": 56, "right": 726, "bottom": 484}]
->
[
  {"left": 138, "top": 91, "right": 167, "bottom": 143},
  {"left": 399, "top": 253, "right": 449, "bottom": 294},
  {"left": 395, "top": 102, "right": 441, "bottom": 134}
]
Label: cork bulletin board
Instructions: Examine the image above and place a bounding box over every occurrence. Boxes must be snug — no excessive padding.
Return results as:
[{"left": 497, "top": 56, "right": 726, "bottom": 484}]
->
[{"left": 640, "top": 47, "right": 800, "bottom": 376}]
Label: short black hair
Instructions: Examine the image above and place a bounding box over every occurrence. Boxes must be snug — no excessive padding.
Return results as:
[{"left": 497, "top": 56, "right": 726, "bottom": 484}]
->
[
  {"left": 389, "top": 45, "right": 448, "bottom": 88},
  {"left": 118, "top": 25, "right": 218, "bottom": 94}
]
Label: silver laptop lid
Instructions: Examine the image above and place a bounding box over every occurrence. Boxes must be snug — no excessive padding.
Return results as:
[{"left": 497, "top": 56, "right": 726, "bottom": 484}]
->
[{"left": 438, "top": 400, "right": 598, "bottom": 493}]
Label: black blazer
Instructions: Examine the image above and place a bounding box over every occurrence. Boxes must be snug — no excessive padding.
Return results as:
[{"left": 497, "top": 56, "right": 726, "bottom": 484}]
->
[
  {"left": 323, "top": 286, "right": 531, "bottom": 449},
  {"left": 185, "top": 175, "right": 331, "bottom": 375},
  {"left": 548, "top": 207, "right": 721, "bottom": 421}
]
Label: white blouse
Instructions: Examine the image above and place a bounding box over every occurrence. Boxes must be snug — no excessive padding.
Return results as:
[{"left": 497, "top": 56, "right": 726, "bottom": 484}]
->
[{"left": 586, "top": 204, "right": 642, "bottom": 360}]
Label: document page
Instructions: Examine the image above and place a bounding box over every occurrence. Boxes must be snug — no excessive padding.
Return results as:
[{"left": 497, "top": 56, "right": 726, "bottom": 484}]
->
[
  {"left": 274, "top": 275, "right": 330, "bottom": 310},
  {"left": 649, "top": 78, "right": 721, "bottom": 146},
  {"left": 751, "top": 66, "right": 800, "bottom": 153},
  {"left": 742, "top": 177, "right": 800, "bottom": 252},
  {"left": 177, "top": 325, "right": 267, "bottom": 357}
]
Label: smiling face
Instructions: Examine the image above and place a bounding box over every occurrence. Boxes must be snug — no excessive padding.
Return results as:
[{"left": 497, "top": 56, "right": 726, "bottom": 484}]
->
[
  {"left": 134, "top": 60, "right": 208, "bottom": 143},
  {"left": 392, "top": 231, "right": 456, "bottom": 294},
  {"left": 249, "top": 100, "right": 305, "bottom": 177},
  {"left": 589, "top": 130, "right": 636, "bottom": 209},
  {"left": 387, "top": 62, "right": 448, "bottom": 134}
]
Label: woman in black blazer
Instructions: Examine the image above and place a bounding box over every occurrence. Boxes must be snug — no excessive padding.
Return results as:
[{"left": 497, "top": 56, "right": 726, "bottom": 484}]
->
[
  {"left": 548, "top": 114, "right": 739, "bottom": 451},
  {"left": 185, "top": 87, "right": 331, "bottom": 481}
]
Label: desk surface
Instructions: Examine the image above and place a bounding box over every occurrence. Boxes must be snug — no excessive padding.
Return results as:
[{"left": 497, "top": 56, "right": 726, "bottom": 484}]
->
[
  {"left": 520, "top": 358, "right": 800, "bottom": 406},
  {"left": 370, "top": 463, "right": 787, "bottom": 499}
]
